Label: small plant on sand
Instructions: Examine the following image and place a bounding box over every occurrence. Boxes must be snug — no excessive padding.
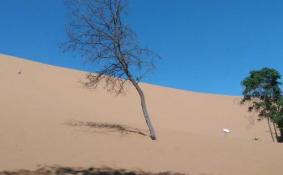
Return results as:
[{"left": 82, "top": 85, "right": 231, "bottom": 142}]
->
[{"left": 241, "top": 67, "right": 283, "bottom": 142}]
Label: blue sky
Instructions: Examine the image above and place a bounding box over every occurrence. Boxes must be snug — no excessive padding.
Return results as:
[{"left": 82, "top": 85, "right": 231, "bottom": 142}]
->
[{"left": 1, "top": 0, "right": 283, "bottom": 95}]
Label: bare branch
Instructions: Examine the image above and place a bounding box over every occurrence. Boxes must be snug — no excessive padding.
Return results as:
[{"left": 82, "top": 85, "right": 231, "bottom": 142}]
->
[{"left": 63, "top": 0, "right": 159, "bottom": 140}]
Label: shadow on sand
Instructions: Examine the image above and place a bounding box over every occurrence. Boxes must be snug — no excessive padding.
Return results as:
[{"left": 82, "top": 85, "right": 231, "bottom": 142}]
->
[
  {"left": 0, "top": 166, "right": 186, "bottom": 175},
  {"left": 66, "top": 121, "right": 147, "bottom": 137}
]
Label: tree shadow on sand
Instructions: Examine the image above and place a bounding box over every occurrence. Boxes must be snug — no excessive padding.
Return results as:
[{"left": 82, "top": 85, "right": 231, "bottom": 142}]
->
[
  {"left": 0, "top": 166, "right": 186, "bottom": 175},
  {"left": 66, "top": 121, "right": 147, "bottom": 137}
]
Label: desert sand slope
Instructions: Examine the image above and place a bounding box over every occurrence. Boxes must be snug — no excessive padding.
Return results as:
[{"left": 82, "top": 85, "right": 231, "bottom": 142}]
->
[{"left": 0, "top": 54, "right": 283, "bottom": 175}]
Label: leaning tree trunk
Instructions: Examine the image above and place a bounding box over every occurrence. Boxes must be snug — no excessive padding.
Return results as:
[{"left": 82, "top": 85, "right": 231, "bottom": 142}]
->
[
  {"left": 267, "top": 117, "right": 275, "bottom": 142},
  {"left": 129, "top": 79, "right": 157, "bottom": 140},
  {"left": 273, "top": 122, "right": 279, "bottom": 141},
  {"left": 278, "top": 123, "right": 283, "bottom": 142}
]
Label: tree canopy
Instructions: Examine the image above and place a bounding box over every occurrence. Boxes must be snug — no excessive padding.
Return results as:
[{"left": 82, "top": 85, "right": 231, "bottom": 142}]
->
[{"left": 241, "top": 67, "right": 283, "bottom": 142}]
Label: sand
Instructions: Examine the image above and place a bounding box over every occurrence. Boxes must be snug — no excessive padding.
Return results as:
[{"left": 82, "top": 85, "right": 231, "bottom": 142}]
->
[{"left": 0, "top": 54, "right": 283, "bottom": 175}]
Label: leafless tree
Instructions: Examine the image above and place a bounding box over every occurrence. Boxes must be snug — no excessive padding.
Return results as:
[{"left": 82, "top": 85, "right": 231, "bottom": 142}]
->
[{"left": 63, "top": 0, "right": 159, "bottom": 140}]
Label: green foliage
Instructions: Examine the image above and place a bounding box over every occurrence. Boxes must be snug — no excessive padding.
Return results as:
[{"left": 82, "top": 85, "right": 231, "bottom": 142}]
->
[
  {"left": 272, "top": 97, "right": 283, "bottom": 126},
  {"left": 241, "top": 67, "right": 282, "bottom": 119},
  {"left": 241, "top": 67, "right": 283, "bottom": 141}
]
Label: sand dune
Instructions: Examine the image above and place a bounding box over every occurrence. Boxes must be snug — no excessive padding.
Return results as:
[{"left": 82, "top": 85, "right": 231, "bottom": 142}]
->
[{"left": 0, "top": 54, "right": 283, "bottom": 175}]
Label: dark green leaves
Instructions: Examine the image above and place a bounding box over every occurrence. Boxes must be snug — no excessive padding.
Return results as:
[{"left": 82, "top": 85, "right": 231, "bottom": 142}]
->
[{"left": 241, "top": 67, "right": 283, "bottom": 141}]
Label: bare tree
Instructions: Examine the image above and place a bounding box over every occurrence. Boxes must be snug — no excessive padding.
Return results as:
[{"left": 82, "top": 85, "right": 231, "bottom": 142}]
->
[{"left": 63, "top": 0, "right": 159, "bottom": 140}]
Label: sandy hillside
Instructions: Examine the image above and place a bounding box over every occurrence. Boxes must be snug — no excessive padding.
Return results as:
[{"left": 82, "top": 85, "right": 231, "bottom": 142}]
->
[{"left": 0, "top": 54, "right": 283, "bottom": 175}]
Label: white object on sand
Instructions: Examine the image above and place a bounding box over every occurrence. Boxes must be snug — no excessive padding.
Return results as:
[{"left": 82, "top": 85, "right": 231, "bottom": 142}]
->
[{"left": 223, "top": 128, "right": 231, "bottom": 133}]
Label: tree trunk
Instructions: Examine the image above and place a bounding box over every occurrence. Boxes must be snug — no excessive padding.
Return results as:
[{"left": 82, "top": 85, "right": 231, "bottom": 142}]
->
[
  {"left": 273, "top": 122, "right": 279, "bottom": 141},
  {"left": 129, "top": 79, "right": 157, "bottom": 140},
  {"left": 278, "top": 123, "right": 283, "bottom": 142},
  {"left": 267, "top": 117, "right": 275, "bottom": 142}
]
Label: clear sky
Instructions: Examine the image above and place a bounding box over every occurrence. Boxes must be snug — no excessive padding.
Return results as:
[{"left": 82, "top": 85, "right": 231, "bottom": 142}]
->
[{"left": 1, "top": 0, "right": 283, "bottom": 95}]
